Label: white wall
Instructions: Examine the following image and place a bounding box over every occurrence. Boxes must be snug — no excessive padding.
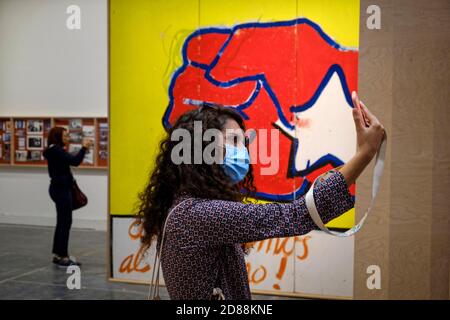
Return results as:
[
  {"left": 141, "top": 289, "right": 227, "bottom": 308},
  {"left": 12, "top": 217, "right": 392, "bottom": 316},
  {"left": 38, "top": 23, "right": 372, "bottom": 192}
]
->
[
  {"left": 0, "top": 167, "right": 107, "bottom": 230},
  {"left": 0, "top": 0, "right": 108, "bottom": 230}
]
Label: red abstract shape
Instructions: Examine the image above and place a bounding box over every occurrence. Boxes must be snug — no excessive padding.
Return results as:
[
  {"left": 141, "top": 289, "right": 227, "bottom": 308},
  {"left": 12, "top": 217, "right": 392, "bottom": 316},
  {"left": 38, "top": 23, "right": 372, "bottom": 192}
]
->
[{"left": 164, "top": 19, "right": 357, "bottom": 200}]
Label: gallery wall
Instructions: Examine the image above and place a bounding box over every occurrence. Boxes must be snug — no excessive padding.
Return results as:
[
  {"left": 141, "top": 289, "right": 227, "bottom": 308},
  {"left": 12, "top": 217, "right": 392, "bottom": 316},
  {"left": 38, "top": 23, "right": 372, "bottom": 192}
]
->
[
  {"left": 0, "top": 0, "right": 108, "bottom": 230},
  {"left": 0, "top": 0, "right": 448, "bottom": 300}
]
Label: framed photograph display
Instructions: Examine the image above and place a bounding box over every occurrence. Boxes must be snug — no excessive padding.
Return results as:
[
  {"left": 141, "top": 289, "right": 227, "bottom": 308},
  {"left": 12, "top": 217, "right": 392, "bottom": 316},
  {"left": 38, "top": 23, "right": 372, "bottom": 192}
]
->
[
  {"left": 27, "top": 120, "right": 44, "bottom": 135},
  {"left": 97, "top": 118, "right": 108, "bottom": 167},
  {"left": 27, "top": 135, "right": 44, "bottom": 150},
  {"left": 13, "top": 118, "right": 51, "bottom": 165},
  {"left": 0, "top": 118, "right": 12, "bottom": 164},
  {"left": 1, "top": 117, "right": 107, "bottom": 169},
  {"left": 54, "top": 118, "right": 94, "bottom": 167}
]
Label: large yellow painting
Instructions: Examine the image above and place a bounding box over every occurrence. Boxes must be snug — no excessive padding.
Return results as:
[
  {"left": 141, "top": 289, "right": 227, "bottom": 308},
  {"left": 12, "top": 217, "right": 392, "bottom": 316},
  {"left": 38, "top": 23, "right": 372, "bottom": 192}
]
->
[
  {"left": 110, "top": 0, "right": 358, "bottom": 227},
  {"left": 110, "top": 0, "right": 360, "bottom": 297}
]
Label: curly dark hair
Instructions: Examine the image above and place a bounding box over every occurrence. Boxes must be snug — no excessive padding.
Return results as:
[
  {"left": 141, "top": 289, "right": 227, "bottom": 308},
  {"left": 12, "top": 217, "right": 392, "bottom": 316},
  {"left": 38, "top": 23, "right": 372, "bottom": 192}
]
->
[{"left": 136, "top": 104, "right": 256, "bottom": 252}]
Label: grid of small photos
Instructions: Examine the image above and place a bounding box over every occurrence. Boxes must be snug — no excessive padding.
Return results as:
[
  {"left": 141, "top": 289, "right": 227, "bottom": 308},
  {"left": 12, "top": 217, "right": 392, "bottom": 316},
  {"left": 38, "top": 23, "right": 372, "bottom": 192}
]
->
[
  {"left": 0, "top": 118, "right": 12, "bottom": 164},
  {"left": 14, "top": 118, "right": 52, "bottom": 165},
  {"left": 0, "top": 117, "right": 108, "bottom": 168},
  {"left": 97, "top": 118, "right": 109, "bottom": 167},
  {"left": 54, "top": 118, "right": 96, "bottom": 167}
]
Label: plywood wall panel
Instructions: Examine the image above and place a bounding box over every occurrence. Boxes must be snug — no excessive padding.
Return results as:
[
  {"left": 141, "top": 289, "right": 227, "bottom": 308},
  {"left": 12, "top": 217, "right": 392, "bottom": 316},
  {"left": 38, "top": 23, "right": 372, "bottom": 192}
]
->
[
  {"left": 354, "top": 0, "right": 393, "bottom": 299},
  {"left": 355, "top": 0, "right": 449, "bottom": 299}
]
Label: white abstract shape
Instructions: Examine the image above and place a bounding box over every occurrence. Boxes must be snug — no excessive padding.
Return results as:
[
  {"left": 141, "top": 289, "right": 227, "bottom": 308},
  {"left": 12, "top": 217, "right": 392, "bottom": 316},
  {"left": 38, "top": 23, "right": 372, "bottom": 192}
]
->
[{"left": 275, "top": 71, "right": 356, "bottom": 173}]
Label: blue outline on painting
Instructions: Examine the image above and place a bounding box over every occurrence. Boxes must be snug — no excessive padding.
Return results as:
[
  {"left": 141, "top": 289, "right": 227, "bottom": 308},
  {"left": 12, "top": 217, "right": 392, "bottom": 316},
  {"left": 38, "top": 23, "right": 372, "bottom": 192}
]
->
[{"left": 163, "top": 18, "right": 357, "bottom": 202}]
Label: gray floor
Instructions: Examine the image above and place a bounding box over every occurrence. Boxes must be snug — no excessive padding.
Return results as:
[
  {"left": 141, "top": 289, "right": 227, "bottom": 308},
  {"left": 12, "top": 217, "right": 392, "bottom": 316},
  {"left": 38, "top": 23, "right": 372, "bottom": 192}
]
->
[{"left": 0, "top": 223, "right": 302, "bottom": 300}]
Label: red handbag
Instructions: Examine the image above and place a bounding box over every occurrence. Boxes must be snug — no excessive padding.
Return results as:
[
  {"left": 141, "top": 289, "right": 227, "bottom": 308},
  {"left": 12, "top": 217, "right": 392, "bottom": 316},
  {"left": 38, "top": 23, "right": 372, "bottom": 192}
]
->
[{"left": 71, "top": 179, "right": 88, "bottom": 210}]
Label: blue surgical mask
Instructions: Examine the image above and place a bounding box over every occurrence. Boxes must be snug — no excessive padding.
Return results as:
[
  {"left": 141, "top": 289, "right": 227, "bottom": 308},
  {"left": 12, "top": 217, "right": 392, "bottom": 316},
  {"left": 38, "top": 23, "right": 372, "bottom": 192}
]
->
[{"left": 222, "top": 144, "right": 250, "bottom": 184}]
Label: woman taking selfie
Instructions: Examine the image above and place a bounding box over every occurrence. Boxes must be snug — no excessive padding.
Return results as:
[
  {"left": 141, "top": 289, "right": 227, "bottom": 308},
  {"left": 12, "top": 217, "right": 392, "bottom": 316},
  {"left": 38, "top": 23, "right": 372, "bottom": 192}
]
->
[
  {"left": 138, "top": 92, "right": 385, "bottom": 300},
  {"left": 43, "top": 127, "right": 92, "bottom": 268}
]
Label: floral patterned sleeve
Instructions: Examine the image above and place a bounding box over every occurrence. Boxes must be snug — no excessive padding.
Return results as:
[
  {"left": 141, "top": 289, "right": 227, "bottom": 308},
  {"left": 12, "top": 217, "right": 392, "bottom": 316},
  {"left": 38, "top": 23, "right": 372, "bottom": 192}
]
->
[{"left": 173, "top": 170, "right": 354, "bottom": 248}]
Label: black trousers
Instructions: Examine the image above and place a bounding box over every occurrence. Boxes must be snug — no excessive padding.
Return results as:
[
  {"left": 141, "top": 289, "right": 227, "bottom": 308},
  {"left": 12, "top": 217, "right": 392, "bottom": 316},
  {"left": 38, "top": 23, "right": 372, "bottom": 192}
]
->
[{"left": 49, "top": 183, "right": 73, "bottom": 257}]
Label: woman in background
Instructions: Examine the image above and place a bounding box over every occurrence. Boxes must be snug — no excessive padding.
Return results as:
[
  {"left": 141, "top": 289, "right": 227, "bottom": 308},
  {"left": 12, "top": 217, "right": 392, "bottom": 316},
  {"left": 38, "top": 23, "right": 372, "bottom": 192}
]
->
[{"left": 43, "top": 127, "right": 92, "bottom": 267}]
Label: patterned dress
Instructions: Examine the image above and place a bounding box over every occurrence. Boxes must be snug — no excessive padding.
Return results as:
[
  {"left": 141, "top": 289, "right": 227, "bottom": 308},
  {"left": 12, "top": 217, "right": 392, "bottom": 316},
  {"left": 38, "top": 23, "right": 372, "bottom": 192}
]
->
[{"left": 159, "top": 170, "right": 354, "bottom": 300}]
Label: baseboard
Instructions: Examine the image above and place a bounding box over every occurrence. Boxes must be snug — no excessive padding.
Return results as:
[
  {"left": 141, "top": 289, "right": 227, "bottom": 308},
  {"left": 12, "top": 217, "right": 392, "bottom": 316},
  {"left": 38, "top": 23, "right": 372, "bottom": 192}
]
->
[{"left": 0, "top": 213, "right": 106, "bottom": 231}]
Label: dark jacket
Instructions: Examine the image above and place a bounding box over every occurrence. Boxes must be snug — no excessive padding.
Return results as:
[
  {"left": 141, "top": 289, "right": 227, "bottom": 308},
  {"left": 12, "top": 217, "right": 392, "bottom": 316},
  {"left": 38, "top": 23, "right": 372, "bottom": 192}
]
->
[{"left": 43, "top": 144, "right": 87, "bottom": 185}]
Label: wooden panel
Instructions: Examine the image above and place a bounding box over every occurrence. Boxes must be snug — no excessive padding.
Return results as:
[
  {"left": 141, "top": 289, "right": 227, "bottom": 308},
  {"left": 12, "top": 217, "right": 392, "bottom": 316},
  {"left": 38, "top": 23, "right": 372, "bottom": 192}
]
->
[
  {"left": 427, "top": 0, "right": 450, "bottom": 300},
  {"left": 389, "top": 0, "right": 449, "bottom": 300},
  {"left": 354, "top": 0, "right": 393, "bottom": 299},
  {"left": 355, "top": 0, "right": 450, "bottom": 299}
]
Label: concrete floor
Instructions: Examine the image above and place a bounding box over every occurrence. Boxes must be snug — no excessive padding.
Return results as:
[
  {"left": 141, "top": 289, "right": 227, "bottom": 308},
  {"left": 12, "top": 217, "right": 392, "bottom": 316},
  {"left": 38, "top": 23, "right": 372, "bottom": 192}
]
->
[{"left": 0, "top": 223, "right": 302, "bottom": 300}]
